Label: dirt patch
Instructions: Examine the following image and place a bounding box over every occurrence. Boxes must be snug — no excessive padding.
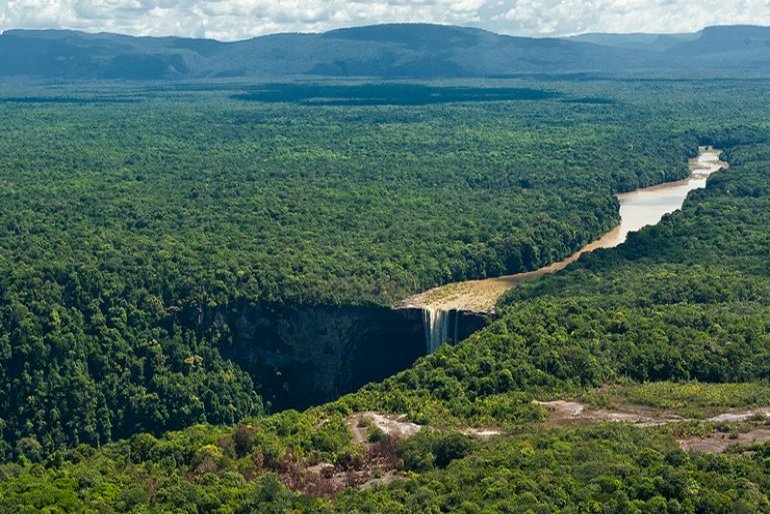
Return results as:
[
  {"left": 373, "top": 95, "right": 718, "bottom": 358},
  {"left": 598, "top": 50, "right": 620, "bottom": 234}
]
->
[
  {"left": 707, "top": 408, "right": 770, "bottom": 423},
  {"left": 533, "top": 399, "right": 682, "bottom": 426},
  {"left": 679, "top": 428, "right": 770, "bottom": 454},
  {"left": 534, "top": 400, "right": 769, "bottom": 428},
  {"left": 535, "top": 399, "right": 770, "bottom": 454},
  {"left": 462, "top": 427, "right": 503, "bottom": 439},
  {"left": 346, "top": 411, "right": 422, "bottom": 444},
  {"left": 346, "top": 411, "right": 501, "bottom": 442},
  {"left": 533, "top": 400, "right": 586, "bottom": 423}
]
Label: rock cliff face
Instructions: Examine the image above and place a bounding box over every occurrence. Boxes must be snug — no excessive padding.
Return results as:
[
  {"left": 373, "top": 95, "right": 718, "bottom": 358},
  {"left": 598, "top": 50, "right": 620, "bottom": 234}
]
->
[{"left": 190, "top": 301, "right": 486, "bottom": 410}]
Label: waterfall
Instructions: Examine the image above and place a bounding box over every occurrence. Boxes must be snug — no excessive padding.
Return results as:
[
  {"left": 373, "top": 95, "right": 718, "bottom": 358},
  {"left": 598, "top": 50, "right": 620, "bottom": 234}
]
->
[{"left": 422, "top": 308, "right": 457, "bottom": 354}]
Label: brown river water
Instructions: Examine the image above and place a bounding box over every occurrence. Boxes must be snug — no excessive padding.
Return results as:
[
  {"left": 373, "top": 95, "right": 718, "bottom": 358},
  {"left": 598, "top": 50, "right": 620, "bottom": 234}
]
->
[{"left": 399, "top": 146, "right": 727, "bottom": 314}]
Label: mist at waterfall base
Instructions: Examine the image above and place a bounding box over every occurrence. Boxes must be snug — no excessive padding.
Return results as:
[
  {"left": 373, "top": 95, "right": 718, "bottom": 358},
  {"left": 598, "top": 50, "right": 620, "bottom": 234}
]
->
[{"left": 194, "top": 301, "right": 487, "bottom": 411}]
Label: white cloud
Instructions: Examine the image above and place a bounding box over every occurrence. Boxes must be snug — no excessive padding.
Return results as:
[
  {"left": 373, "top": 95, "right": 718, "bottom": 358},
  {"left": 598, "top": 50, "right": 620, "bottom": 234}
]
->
[
  {"left": 0, "top": 0, "right": 769, "bottom": 40},
  {"left": 491, "top": 0, "right": 770, "bottom": 36}
]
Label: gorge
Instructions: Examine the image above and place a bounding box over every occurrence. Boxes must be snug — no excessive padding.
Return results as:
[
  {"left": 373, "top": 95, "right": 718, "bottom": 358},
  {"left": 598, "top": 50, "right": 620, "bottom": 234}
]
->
[
  {"left": 207, "top": 147, "right": 725, "bottom": 412},
  {"left": 200, "top": 301, "right": 486, "bottom": 410}
]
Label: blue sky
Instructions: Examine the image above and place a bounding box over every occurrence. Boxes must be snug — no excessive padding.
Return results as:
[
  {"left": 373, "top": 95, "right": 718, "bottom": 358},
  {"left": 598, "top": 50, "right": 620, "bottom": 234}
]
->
[{"left": 1, "top": 0, "right": 768, "bottom": 40}]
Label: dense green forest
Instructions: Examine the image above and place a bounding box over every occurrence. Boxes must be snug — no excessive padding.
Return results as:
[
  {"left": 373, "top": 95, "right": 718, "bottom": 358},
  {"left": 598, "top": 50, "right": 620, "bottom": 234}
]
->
[
  {"left": 2, "top": 91, "right": 770, "bottom": 511},
  {"left": 0, "top": 80, "right": 703, "bottom": 454},
  {"left": 1, "top": 77, "right": 770, "bottom": 513}
]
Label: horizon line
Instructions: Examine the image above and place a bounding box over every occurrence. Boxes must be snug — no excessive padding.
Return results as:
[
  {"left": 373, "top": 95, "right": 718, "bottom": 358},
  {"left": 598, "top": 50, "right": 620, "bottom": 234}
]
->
[{"left": 1, "top": 21, "right": 766, "bottom": 44}]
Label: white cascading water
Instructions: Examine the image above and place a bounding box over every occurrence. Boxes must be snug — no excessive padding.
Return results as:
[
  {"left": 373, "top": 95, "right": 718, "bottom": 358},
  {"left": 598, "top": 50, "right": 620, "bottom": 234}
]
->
[{"left": 422, "top": 307, "right": 456, "bottom": 354}]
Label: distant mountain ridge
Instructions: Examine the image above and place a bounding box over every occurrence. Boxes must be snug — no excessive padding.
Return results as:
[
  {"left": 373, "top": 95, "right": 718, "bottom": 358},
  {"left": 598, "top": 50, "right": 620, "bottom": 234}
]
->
[
  {"left": 566, "top": 32, "right": 699, "bottom": 51},
  {"left": 1, "top": 23, "right": 769, "bottom": 80}
]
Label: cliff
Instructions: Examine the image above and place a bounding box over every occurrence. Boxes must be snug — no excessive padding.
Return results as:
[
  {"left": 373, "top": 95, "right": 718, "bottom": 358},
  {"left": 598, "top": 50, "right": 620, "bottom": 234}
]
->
[{"left": 188, "top": 301, "right": 487, "bottom": 410}]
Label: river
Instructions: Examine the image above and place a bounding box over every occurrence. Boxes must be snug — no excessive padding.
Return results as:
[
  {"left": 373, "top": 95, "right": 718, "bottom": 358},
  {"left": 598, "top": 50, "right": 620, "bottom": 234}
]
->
[
  {"left": 225, "top": 147, "right": 726, "bottom": 405},
  {"left": 399, "top": 146, "right": 727, "bottom": 315}
]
